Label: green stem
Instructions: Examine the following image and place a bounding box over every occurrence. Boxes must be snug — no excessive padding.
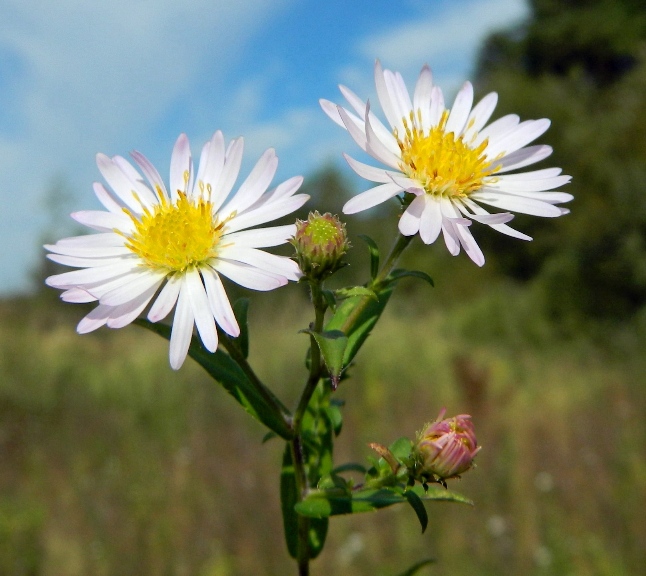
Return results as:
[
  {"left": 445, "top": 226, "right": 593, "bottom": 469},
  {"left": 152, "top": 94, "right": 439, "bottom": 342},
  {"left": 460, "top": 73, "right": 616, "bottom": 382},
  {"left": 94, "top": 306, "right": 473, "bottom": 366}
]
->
[{"left": 291, "top": 280, "right": 327, "bottom": 575}]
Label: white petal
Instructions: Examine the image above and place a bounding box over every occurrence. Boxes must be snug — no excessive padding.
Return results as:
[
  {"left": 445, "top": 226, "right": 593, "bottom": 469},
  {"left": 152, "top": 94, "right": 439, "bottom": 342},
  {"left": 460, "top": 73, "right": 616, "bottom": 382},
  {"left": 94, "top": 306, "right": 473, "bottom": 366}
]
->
[
  {"left": 462, "top": 198, "right": 532, "bottom": 241},
  {"left": 337, "top": 106, "right": 369, "bottom": 153},
  {"left": 213, "top": 136, "right": 244, "bottom": 206},
  {"left": 398, "top": 194, "right": 426, "bottom": 236},
  {"left": 71, "top": 210, "right": 133, "bottom": 233},
  {"left": 220, "top": 248, "right": 300, "bottom": 281},
  {"left": 169, "top": 280, "right": 194, "bottom": 370},
  {"left": 384, "top": 69, "right": 412, "bottom": 132},
  {"left": 270, "top": 175, "right": 303, "bottom": 200},
  {"left": 112, "top": 155, "right": 157, "bottom": 208},
  {"left": 343, "top": 183, "right": 402, "bottom": 214},
  {"left": 344, "top": 154, "right": 393, "bottom": 183},
  {"left": 224, "top": 194, "right": 309, "bottom": 233},
  {"left": 374, "top": 60, "right": 400, "bottom": 129},
  {"left": 320, "top": 98, "right": 347, "bottom": 128},
  {"left": 93, "top": 182, "right": 123, "bottom": 213},
  {"left": 100, "top": 270, "right": 165, "bottom": 307},
  {"left": 185, "top": 268, "right": 217, "bottom": 353},
  {"left": 491, "top": 175, "right": 572, "bottom": 193},
  {"left": 463, "top": 92, "right": 498, "bottom": 140},
  {"left": 169, "top": 133, "right": 192, "bottom": 200},
  {"left": 61, "top": 288, "right": 96, "bottom": 303},
  {"left": 475, "top": 114, "right": 519, "bottom": 147},
  {"left": 148, "top": 274, "right": 182, "bottom": 322},
  {"left": 55, "top": 232, "right": 124, "bottom": 248},
  {"left": 471, "top": 190, "right": 565, "bottom": 217},
  {"left": 215, "top": 259, "right": 286, "bottom": 291},
  {"left": 445, "top": 82, "right": 474, "bottom": 136},
  {"left": 455, "top": 225, "right": 485, "bottom": 267},
  {"left": 419, "top": 196, "right": 443, "bottom": 244},
  {"left": 428, "top": 86, "right": 445, "bottom": 127},
  {"left": 130, "top": 150, "right": 169, "bottom": 200},
  {"left": 440, "top": 198, "right": 461, "bottom": 255},
  {"left": 106, "top": 282, "right": 158, "bottom": 328},
  {"left": 195, "top": 131, "right": 225, "bottom": 200},
  {"left": 220, "top": 148, "right": 277, "bottom": 217},
  {"left": 493, "top": 145, "right": 553, "bottom": 173},
  {"left": 45, "top": 242, "right": 129, "bottom": 257},
  {"left": 340, "top": 86, "right": 397, "bottom": 152},
  {"left": 77, "top": 304, "right": 111, "bottom": 334},
  {"left": 224, "top": 225, "right": 296, "bottom": 248},
  {"left": 413, "top": 64, "right": 433, "bottom": 119},
  {"left": 47, "top": 253, "right": 129, "bottom": 268},
  {"left": 365, "top": 104, "right": 402, "bottom": 169},
  {"left": 45, "top": 260, "right": 139, "bottom": 289},
  {"left": 202, "top": 267, "right": 240, "bottom": 337},
  {"left": 96, "top": 153, "right": 141, "bottom": 212},
  {"left": 486, "top": 118, "right": 550, "bottom": 158}
]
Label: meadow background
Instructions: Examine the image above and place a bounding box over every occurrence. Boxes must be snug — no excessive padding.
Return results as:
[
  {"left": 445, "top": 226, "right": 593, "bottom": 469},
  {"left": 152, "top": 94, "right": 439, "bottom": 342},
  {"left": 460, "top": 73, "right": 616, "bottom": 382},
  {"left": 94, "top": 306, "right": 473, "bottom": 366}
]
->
[{"left": 2, "top": 1, "right": 646, "bottom": 574}]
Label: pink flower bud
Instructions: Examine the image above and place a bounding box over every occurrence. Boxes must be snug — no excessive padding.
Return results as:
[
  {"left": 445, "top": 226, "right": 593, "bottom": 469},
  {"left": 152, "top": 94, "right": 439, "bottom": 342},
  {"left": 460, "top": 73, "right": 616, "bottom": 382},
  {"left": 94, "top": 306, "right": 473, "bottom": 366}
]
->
[{"left": 414, "top": 408, "right": 480, "bottom": 481}]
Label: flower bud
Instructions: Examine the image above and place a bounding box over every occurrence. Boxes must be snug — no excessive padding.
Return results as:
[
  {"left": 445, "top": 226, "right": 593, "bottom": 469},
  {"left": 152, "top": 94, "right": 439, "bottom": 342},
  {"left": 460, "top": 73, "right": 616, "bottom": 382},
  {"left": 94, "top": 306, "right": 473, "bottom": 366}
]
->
[
  {"left": 414, "top": 408, "right": 480, "bottom": 481},
  {"left": 291, "top": 212, "right": 349, "bottom": 280}
]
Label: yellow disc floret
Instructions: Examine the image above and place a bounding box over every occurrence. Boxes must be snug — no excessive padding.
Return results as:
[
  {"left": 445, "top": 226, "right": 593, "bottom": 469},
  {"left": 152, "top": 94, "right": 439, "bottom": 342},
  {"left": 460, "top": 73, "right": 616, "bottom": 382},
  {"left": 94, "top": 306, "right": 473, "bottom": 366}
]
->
[
  {"left": 396, "top": 110, "right": 498, "bottom": 198},
  {"left": 123, "top": 190, "right": 224, "bottom": 273}
]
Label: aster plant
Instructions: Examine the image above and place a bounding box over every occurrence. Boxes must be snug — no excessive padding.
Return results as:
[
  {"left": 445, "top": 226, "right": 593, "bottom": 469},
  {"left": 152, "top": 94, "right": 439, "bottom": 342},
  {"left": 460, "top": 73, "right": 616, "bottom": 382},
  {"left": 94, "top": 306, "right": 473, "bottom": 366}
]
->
[{"left": 45, "top": 60, "right": 571, "bottom": 575}]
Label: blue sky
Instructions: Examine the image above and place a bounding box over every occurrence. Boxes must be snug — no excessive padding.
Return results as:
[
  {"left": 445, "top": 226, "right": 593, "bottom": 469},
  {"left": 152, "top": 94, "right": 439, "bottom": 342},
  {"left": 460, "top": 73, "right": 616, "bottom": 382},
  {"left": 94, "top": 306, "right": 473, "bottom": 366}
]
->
[{"left": 0, "top": 0, "right": 529, "bottom": 295}]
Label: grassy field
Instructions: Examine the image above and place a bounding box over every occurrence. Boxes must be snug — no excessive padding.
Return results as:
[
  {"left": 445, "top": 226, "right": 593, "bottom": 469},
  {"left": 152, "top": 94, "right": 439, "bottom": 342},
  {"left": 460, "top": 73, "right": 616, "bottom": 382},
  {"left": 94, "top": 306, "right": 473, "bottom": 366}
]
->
[{"left": 1, "top": 282, "right": 645, "bottom": 576}]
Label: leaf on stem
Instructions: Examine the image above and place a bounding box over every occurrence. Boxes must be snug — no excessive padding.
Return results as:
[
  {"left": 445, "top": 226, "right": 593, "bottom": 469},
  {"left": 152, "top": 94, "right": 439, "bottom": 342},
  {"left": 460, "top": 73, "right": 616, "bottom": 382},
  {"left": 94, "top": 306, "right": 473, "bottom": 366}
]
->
[
  {"left": 232, "top": 298, "right": 250, "bottom": 358},
  {"left": 303, "top": 329, "right": 349, "bottom": 390},
  {"left": 334, "top": 286, "right": 378, "bottom": 301},
  {"left": 358, "top": 234, "right": 380, "bottom": 280},
  {"left": 386, "top": 268, "right": 434, "bottom": 288}
]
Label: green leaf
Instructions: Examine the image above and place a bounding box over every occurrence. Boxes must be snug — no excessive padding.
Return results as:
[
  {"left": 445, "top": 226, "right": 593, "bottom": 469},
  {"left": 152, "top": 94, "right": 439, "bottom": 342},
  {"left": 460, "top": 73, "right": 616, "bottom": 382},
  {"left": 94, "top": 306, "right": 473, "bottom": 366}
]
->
[
  {"left": 332, "top": 462, "right": 367, "bottom": 475},
  {"left": 394, "top": 559, "right": 435, "bottom": 576},
  {"left": 134, "top": 319, "right": 292, "bottom": 440},
  {"left": 324, "top": 283, "right": 395, "bottom": 368},
  {"left": 232, "top": 298, "right": 250, "bottom": 358},
  {"left": 334, "top": 286, "right": 378, "bottom": 301},
  {"left": 280, "top": 444, "right": 329, "bottom": 560},
  {"left": 295, "top": 484, "right": 472, "bottom": 518},
  {"left": 322, "top": 289, "right": 337, "bottom": 311},
  {"left": 387, "top": 268, "right": 434, "bottom": 288},
  {"left": 388, "top": 437, "right": 414, "bottom": 462},
  {"left": 358, "top": 234, "right": 380, "bottom": 280},
  {"left": 403, "top": 489, "right": 428, "bottom": 533},
  {"left": 305, "top": 329, "right": 349, "bottom": 389}
]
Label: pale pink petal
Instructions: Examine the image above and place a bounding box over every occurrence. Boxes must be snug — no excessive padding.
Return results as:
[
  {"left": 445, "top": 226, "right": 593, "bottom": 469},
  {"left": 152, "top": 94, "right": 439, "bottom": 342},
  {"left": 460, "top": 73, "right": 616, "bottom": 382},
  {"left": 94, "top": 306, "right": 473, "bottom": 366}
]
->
[
  {"left": 462, "top": 197, "right": 532, "bottom": 241},
  {"left": 224, "top": 194, "right": 309, "bottom": 233},
  {"left": 413, "top": 64, "right": 433, "bottom": 123},
  {"left": 220, "top": 247, "right": 300, "bottom": 281},
  {"left": 213, "top": 136, "right": 244, "bottom": 207},
  {"left": 320, "top": 98, "right": 347, "bottom": 128},
  {"left": 61, "top": 288, "right": 97, "bottom": 303},
  {"left": 365, "top": 104, "right": 403, "bottom": 169},
  {"left": 463, "top": 92, "right": 498, "bottom": 140},
  {"left": 93, "top": 182, "right": 123, "bottom": 213},
  {"left": 475, "top": 114, "right": 519, "bottom": 147},
  {"left": 112, "top": 155, "right": 157, "bottom": 208},
  {"left": 337, "top": 106, "right": 369, "bottom": 152},
  {"left": 130, "top": 150, "right": 169, "bottom": 200},
  {"left": 485, "top": 119, "right": 551, "bottom": 158},
  {"left": 428, "top": 86, "right": 445, "bottom": 127},
  {"left": 96, "top": 153, "right": 141, "bottom": 212},
  {"left": 455, "top": 224, "right": 485, "bottom": 267},
  {"left": 344, "top": 154, "right": 393, "bottom": 183},
  {"left": 45, "top": 260, "right": 139, "bottom": 289},
  {"left": 374, "top": 60, "right": 400, "bottom": 129},
  {"left": 492, "top": 175, "right": 572, "bottom": 193}
]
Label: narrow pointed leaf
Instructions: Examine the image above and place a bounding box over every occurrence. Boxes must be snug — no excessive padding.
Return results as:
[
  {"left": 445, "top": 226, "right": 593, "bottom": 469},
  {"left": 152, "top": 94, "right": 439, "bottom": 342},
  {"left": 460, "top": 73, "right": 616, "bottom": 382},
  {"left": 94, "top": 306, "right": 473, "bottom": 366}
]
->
[
  {"left": 135, "top": 319, "right": 292, "bottom": 439},
  {"left": 358, "top": 234, "right": 380, "bottom": 279},
  {"left": 304, "top": 329, "right": 348, "bottom": 388},
  {"left": 403, "top": 489, "right": 428, "bottom": 533},
  {"left": 295, "top": 484, "right": 472, "bottom": 518},
  {"left": 387, "top": 269, "right": 434, "bottom": 287},
  {"left": 232, "top": 298, "right": 250, "bottom": 358},
  {"left": 395, "top": 559, "right": 435, "bottom": 576}
]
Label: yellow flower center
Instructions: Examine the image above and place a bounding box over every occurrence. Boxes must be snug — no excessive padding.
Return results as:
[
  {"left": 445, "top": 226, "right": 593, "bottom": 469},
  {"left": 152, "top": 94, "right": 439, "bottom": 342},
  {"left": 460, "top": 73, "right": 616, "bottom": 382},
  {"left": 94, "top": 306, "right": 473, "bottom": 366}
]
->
[
  {"left": 396, "top": 110, "right": 498, "bottom": 198},
  {"left": 123, "top": 184, "right": 225, "bottom": 273}
]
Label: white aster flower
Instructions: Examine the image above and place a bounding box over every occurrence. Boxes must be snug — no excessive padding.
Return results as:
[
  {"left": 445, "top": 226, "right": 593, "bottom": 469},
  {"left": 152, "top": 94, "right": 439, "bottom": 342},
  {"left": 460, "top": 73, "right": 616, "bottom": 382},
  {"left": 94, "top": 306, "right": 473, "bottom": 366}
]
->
[
  {"left": 46, "top": 131, "right": 309, "bottom": 369},
  {"left": 320, "top": 60, "right": 573, "bottom": 266}
]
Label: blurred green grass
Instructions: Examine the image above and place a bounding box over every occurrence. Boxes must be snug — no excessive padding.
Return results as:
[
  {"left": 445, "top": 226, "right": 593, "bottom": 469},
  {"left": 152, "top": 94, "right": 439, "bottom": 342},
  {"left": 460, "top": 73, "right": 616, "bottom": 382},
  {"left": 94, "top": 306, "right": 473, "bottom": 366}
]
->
[{"left": 1, "top": 282, "right": 644, "bottom": 576}]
